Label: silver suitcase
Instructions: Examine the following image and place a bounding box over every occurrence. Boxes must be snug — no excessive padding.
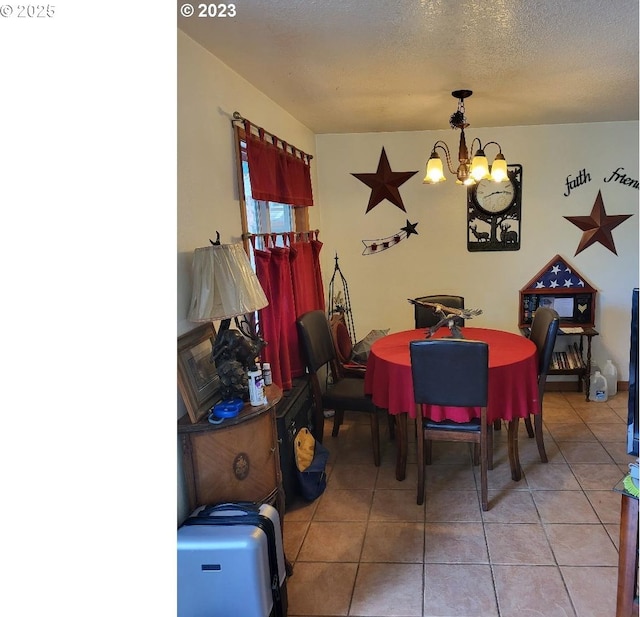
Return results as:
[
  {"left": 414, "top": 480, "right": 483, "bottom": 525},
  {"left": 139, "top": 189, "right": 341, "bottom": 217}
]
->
[{"left": 177, "top": 503, "right": 287, "bottom": 617}]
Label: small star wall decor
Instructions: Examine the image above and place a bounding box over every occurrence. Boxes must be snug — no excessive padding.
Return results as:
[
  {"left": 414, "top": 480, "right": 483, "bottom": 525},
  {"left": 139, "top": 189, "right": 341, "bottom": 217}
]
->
[
  {"left": 352, "top": 147, "right": 418, "bottom": 213},
  {"left": 401, "top": 219, "right": 419, "bottom": 237},
  {"left": 564, "top": 190, "right": 633, "bottom": 256}
]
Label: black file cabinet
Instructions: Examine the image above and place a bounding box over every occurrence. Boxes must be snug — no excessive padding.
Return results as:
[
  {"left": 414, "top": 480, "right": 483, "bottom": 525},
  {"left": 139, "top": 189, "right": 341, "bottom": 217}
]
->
[{"left": 276, "top": 377, "right": 314, "bottom": 509}]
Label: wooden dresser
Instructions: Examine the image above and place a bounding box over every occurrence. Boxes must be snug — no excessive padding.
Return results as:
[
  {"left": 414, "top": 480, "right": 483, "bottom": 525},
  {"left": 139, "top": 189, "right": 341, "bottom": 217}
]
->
[{"left": 178, "top": 385, "right": 285, "bottom": 518}]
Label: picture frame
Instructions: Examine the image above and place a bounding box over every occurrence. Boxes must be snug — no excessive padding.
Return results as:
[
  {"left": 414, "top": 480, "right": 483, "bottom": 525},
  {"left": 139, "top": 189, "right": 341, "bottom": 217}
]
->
[{"left": 178, "top": 322, "right": 222, "bottom": 423}]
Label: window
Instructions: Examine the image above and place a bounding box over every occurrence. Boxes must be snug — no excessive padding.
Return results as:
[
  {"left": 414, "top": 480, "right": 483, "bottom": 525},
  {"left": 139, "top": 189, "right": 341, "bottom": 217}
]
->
[
  {"left": 234, "top": 125, "right": 309, "bottom": 254},
  {"left": 241, "top": 156, "right": 293, "bottom": 246}
]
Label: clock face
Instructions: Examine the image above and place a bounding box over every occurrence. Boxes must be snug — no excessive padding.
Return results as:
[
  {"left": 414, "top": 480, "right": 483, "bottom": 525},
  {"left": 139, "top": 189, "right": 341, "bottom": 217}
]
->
[{"left": 474, "top": 178, "right": 516, "bottom": 214}]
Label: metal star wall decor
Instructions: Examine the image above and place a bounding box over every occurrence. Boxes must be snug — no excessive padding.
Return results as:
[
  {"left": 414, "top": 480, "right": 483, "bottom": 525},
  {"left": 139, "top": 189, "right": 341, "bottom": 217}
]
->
[
  {"left": 352, "top": 147, "right": 418, "bottom": 213},
  {"left": 564, "top": 190, "right": 633, "bottom": 255},
  {"left": 361, "top": 219, "right": 418, "bottom": 255}
]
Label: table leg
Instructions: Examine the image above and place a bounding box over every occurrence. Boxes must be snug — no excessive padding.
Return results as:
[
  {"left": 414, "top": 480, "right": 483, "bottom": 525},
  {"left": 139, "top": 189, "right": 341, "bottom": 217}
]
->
[
  {"left": 507, "top": 419, "right": 522, "bottom": 481},
  {"left": 395, "top": 412, "right": 408, "bottom": 481},
  {"left": 616, "top": 493, "right": 639, "bottom": 617}
]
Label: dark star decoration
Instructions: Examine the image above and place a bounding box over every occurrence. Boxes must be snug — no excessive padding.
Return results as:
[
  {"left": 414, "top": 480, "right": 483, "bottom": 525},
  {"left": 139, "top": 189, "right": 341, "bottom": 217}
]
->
[
  {"left": 352, "top": 147, "right": 418, "bottom": 213},
  {"left": 401, "top": 219, "right": 419, "bottom": 237},
  {"left": 564, "top": 190, "right": 633, "bottom": 256}
]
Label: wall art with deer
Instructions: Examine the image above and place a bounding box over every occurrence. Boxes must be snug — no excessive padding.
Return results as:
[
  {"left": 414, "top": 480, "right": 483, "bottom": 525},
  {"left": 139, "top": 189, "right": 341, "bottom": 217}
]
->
[{"left": 466, "top": 164, "right": 522, "bottom": 252}]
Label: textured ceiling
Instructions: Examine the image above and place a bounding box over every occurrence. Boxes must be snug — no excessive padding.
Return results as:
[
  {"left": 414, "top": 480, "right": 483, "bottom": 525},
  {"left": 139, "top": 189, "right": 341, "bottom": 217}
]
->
[{"left": 178, "top": 0, "right": 639, "bottom": 134}]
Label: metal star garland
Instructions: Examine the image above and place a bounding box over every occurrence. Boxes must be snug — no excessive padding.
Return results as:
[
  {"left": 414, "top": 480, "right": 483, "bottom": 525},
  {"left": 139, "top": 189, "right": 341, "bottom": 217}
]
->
[
  {"left": 352, "top": 147, "right": 418, "bottom": 213},
  {"left": 361, "top": 220, "right": 418, "bottom": 255},
  {"left": 564, "top": 190, "right": 633, "bottom": 255}
]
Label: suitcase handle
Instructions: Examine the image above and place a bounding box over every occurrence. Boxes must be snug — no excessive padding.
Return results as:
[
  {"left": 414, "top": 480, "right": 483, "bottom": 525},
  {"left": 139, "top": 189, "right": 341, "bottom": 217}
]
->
[{"left": 195, "top": 502, "right": 260, "bottom": 517}]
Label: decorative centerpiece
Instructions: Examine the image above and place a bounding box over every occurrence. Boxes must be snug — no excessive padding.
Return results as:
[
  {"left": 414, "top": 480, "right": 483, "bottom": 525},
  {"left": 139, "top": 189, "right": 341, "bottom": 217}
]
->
[{"left": 407, "top": 299, "right": 482, "bottom": 339}]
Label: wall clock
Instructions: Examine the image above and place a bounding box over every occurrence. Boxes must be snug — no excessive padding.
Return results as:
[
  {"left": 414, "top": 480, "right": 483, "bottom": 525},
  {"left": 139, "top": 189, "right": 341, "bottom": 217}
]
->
[{"left": 467, "top": 164, "right": 522, "bottom": 252}]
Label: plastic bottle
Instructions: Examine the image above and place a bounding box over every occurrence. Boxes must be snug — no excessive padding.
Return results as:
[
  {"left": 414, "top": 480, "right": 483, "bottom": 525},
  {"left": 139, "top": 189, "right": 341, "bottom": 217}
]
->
[
  {"left": 248, "top": 367, "right": 267, "bottom": 406},
  {"left": 262, "top": 362, "right": 272, "bottom": 386},
  {"left": 603, "top": 360, "right": 618, "bottom": 397},
  {"left": 589, "top": 370, "right": 608, "bottom": 402}
]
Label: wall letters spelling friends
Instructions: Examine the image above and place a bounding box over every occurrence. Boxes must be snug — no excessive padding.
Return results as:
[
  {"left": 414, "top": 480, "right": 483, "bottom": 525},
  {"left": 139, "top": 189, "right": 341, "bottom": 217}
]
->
[{"left": 604, "top": 167, "right": 639, "bottom": 190}]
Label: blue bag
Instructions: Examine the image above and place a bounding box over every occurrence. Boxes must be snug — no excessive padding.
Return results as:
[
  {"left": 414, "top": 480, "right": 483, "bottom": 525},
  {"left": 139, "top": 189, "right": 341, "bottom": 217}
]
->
[{"left": 294, "top": 428, "right": 329, "bottom": 501}]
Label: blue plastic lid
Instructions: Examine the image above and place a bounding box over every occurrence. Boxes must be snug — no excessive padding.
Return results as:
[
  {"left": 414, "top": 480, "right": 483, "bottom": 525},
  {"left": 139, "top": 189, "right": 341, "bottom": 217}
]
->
[{"left": 210, "top": 398, "right": 244, "bottom": 420}]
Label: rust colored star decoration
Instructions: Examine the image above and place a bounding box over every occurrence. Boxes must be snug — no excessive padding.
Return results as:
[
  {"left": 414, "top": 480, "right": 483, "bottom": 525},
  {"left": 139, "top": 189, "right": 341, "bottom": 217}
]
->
[
  {"left": 352, "top": 147, "right": 418, "bottom": 213},
  {"left": 564, "top": 190, "right": 633, "bottom": 256}
]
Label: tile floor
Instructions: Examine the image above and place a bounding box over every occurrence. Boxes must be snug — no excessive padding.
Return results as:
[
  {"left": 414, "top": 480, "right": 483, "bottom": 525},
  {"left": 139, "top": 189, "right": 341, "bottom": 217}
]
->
[{"left": 282, "top": 390, "right": 636, "bottom": 617}]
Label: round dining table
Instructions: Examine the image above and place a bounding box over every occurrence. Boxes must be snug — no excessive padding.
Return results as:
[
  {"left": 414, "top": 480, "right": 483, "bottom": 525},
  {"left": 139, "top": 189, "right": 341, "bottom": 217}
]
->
[{"left": 364, "top": 327, "right": 539, "bottom": 481}]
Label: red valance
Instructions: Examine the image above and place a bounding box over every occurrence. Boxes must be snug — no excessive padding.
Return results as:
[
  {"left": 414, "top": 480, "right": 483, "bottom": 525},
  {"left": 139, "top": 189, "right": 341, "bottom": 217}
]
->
[{"left": 244, "top": 120, "right": 314, "bottom": 207}]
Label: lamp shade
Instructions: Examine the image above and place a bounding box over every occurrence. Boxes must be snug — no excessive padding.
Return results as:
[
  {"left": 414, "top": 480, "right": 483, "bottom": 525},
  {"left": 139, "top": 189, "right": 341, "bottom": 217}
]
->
[
  {"left": 490, "top": 154, "right": 508, "bottom": 182},
  {"left": 423, "top": 154, "right": 445, "bottom": 184},
  {"left": 470, "top": 150, "right": 490, "bottom": 181},
  {"left": 188, "top": 243, "right": 268, "bottom": 322}
]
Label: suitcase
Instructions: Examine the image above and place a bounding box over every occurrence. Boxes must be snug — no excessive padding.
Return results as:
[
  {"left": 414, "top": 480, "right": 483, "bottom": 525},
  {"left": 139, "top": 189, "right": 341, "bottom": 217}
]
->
[{"left": 177, "top": 502, "right": 287, "bottom": 617}]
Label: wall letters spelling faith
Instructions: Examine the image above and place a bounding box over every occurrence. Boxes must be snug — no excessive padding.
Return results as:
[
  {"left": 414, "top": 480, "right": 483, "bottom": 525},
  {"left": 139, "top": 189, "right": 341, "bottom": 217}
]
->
[
  {"left": 564, "top": 168, "right": 591, "bottom": 197},
  {"left": 604, "top": 167, "right": 639, "bottom": 190}
]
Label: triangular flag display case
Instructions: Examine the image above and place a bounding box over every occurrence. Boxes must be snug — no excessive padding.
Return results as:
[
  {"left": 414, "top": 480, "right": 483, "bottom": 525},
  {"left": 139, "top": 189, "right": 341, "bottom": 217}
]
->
[{"left": 519, "top": 255, "right": 597, "bottom": 329}]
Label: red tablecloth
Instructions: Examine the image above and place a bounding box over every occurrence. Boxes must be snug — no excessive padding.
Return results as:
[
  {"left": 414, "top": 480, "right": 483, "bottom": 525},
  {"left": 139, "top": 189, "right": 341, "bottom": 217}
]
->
[{"left": 364, "top": 327, "right": 539, "bottom": 422}]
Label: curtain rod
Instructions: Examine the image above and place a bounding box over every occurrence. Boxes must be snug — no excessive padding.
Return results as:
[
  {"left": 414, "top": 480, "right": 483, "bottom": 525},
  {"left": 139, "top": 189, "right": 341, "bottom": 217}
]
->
[
  {"left": 232, "top": 111, "right": 314, "bottom": 160},
  {"left": 243, "top": 230, "right": 320, "bottom": 243}
]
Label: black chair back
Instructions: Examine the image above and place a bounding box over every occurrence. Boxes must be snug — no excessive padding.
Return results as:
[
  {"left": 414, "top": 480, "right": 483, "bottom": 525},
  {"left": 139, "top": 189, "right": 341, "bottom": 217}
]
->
[
  {"left": 410, "top": 339, "right": 488, "bottom": 407},
  {"left": 297, "top": 310, "right": 337, "bottom": 374},
  {"left": 530, "top": 307, "right": 560, "bottom": 386},
  {"left": 413, "top": 294, "right": 465, "bottom": 329}
]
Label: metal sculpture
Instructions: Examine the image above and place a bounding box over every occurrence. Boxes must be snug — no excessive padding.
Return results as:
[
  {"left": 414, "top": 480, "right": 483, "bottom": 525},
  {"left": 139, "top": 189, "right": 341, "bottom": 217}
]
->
[{"left": 407, "top": 299, "right": 483, "bottom": 339}]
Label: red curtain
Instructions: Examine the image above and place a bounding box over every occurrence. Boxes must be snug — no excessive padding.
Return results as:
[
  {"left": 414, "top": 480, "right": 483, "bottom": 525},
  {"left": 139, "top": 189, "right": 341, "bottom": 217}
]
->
[
  {"left": 244, "top": 120, "right": 314, "bottom": 207},
  {"left": 290, "top": 232, "right": 325, "bottom": 316},
  {"left": 252, "top": 233, "right": 324, "bottom": 390}
]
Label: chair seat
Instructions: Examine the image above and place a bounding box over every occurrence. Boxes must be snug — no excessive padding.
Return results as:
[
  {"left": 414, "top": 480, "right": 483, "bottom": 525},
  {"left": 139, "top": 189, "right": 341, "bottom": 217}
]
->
[
  {"left": 423, "top": 418, "right": 481, "bottom": 432},
  {"left": 322, "top": 377, "right": 376, "bottom": 412}
]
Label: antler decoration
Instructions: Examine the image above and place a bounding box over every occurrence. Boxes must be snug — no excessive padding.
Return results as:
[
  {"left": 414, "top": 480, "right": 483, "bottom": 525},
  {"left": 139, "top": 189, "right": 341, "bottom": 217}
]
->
[{"left": 407, "top": 299, "right": 483, "bottom": 339}]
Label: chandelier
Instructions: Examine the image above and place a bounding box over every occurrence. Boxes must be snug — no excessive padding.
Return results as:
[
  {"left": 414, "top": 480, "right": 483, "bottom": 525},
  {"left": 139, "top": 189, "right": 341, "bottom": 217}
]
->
[{"left": 423, "top": 90, "right": 508, "bottom": 186}]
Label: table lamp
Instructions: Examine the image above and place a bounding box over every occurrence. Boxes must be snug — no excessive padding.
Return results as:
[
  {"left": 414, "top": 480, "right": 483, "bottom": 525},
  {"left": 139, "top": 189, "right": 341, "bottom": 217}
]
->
[{"left": 188, "top": 242, "right": 268, "bottom": 410}]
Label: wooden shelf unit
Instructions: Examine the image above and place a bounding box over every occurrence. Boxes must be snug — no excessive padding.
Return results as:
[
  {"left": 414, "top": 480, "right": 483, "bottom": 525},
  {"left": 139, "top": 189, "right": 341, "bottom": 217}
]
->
[{"left": 519, "top": 255, "right": 598, "bottom": 400}]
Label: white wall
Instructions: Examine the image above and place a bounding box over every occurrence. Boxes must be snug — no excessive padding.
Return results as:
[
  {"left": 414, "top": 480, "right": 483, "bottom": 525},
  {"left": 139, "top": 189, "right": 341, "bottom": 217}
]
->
[
  {"left": 177, "top": 30, "right": 318, "bottom": 522},
  {"left": 315, "top": 123, "right": 639, "bottom": 382}
]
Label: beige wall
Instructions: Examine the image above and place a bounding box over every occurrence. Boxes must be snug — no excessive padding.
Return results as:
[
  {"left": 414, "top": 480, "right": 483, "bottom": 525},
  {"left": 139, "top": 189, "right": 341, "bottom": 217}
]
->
[{"left": 315, "top": 124, "right": 639, "bottom": 383}]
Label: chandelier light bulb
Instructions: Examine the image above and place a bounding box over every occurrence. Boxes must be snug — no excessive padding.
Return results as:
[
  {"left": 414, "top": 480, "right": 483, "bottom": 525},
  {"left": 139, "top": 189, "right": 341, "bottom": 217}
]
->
[
  {"left": 423, "top": 153, "right": 445, "bottom": 183},
  {"left": 490, "top": 154, "right": 508, "bottom": 182},
  {"left": 470, "top": 149, "right": 490, "bottom": 181}
]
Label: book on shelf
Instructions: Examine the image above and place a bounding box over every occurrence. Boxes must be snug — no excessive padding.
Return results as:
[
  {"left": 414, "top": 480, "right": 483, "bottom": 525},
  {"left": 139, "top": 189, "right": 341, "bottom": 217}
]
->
[
  {"left": 551, "top": 345, "right": 585, "bottom": 371},
  {"left": 570, "top": 342, "right": 585, "bottom": 368}
]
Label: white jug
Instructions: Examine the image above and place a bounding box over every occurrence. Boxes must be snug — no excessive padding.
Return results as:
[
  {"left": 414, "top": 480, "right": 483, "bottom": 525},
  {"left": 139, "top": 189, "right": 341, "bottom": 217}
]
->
[
  {"left": 603, "top": 360, "right": 618, "bottom": 397},
  {"left": 589, "top": 370, "right": 608, "bottom": 402}
]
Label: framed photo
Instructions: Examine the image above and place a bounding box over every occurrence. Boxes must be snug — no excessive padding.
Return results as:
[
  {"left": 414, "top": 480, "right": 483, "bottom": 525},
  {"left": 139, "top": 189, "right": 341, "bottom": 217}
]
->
[{"left": 178, "top": 323, "right": 222, "bottom": 423}]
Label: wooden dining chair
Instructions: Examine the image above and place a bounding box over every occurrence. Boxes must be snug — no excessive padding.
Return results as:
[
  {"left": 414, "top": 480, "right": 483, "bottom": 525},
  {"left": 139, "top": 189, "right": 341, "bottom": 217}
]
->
[
  {"left": 413, "top": 294, "right": 465, "bottom": 329},
  {"left": 297, "top": 310, "right": 382, "bottom": 466},
  {"left": 410, "top": 338, "right": 491, "bottom": 510},
  {"left": 524, "top": 306, "right": 560, "bottom": 463}
]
